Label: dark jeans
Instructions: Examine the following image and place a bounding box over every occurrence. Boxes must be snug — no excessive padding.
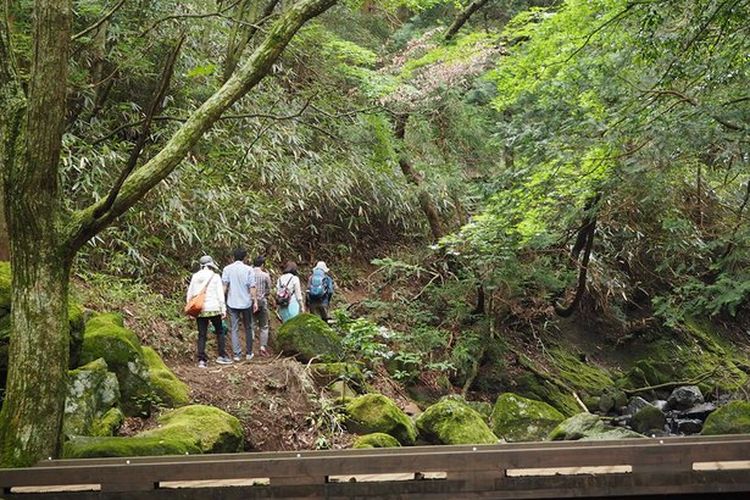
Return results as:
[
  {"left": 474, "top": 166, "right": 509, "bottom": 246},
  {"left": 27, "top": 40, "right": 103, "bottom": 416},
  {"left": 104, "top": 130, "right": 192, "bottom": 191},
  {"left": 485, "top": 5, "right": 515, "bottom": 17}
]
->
[
  {"left": 196, "top": 315, "right": 227, "bottom": 362},
  {"left": 228, "top": 306, "right": 253, "bottom": 356},
  {"left": 309, "top": 300, "right": 330, "bottom": 321}
]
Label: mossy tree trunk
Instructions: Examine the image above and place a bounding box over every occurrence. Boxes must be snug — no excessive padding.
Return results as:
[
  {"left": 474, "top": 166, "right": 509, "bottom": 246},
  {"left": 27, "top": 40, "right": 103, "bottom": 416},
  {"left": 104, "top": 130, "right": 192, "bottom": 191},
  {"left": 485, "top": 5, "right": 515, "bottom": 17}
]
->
[{"left": 0, "top": 0, "right": 337, "bottom": 467}]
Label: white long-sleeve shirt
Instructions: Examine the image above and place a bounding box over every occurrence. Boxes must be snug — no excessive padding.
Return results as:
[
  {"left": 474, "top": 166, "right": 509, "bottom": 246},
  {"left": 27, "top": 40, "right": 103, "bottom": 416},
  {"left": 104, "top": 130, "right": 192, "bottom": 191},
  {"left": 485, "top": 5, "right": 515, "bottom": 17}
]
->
[{"left": 187, "top": 268, "right": 226, "bottom": 315}]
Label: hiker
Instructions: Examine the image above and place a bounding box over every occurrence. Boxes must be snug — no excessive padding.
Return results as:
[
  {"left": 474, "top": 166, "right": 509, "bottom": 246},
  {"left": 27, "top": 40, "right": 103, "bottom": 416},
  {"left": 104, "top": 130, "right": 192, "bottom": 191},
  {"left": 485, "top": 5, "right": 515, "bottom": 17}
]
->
[
  {"left": 222, "top": 248, "right": 258, "bottom": 361},
  {"left": 276, "top": 261, "right": 303, "bottom": 322},
  {"left": 307, "top": 261, "right": 335, "bottom": 321},
  {"left": 186, "top": 255, "right": 231, "bottom": 368},
  {"left": 252, "top": 256, "right": 273, "bottom": 356}
]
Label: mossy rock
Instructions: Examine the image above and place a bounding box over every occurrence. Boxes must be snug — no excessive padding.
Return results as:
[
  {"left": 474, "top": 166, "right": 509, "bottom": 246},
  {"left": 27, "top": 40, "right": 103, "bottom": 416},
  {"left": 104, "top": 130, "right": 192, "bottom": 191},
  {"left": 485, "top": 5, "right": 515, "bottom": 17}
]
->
[
  {"left": 90, "top": 408, "right": 125, "bottom": 437},
  {"left": 141, "top": 405, "right": 244, "bottom": 453},
  {"left": 439, "top": 395, "right": 493, "bottom": 422},
  {"left": 328, "top": 380, "right": 358, "bottom": 399},
  {"left": 548, "top": 348, "right": 617, "bottom": 403},
  {"left": 417, "top": 399, "right": 498, "bottom": 445},
  {"left": 491, "top": 393, "right": 565, "bottom": 442},
  {"left": 702, "top": 401, "right": 750, "bottom": 435},
  {"left": 352, "top": 433, "right": 401, "bottom": 449},
  {"left": 142, "top": 346, "right": 190, "bottom": 407},
  {"left": 345, "top": 394, "right": 416, "bottom": 445},
  {"left": 549, "top": 413, "right": 644, "bottom": 441},
  {"left": 64, "top": 436, "right": 201, "bottom": 458},
  {"left": 276, "top": 313, "right": 342, "bottom": 362},
  {"left": 631, "top": 405, "right": 666, "bottom": 435},
  {"left": 63, "top": 358, "right": 120, "bottom": 438},
  {"left": 310, "top": 362, "right": 366, "bottom": 390},
  {"left": 81, "top": 313, "right": 152, "bottom": 416},
  {"left": 620, "top": 320, "right": 749, "bottom": 396}
]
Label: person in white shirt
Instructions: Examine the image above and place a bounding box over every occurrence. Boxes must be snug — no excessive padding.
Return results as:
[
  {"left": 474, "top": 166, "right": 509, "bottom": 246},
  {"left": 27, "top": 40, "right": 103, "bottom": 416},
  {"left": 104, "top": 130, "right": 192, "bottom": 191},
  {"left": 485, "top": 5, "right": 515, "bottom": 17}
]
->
[
  {"left": 276, "top": 261, "right": 303, "bottom": 322},
  {"left": 222, "top": 248, "right": 258, "bottom": 362},
  {"left": 186, "top": 255, "right": 230, "bottom": 368}
]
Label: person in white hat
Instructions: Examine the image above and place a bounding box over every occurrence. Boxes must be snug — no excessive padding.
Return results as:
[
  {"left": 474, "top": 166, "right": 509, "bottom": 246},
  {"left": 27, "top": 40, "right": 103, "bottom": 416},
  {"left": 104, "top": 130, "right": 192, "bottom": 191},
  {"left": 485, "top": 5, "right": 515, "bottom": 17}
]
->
[
  {"left": 186, "top": 255, "right": 231, "bottom": 368},
  {"left": 306, "top": 261, "right": 335, "bottom": 321}
]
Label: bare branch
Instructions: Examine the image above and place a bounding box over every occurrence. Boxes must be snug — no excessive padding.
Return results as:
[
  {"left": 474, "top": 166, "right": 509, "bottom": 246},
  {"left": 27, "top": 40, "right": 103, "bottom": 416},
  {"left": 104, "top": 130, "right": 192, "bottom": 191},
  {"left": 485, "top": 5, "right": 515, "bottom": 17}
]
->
[
  {"left": 444, "top": 0, "right": 491, "bottom": 41},
  {"left": 72, "top": 0, "right": 126, "bottom": 41},
  {"left": 141, "top": 0, "right": 243, "bottom": 36}
]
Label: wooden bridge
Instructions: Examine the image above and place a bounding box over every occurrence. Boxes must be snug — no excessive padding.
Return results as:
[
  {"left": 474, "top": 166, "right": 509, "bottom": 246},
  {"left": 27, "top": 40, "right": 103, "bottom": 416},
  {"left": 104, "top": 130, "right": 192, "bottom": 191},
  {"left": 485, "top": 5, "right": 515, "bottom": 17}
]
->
[{"left": 2, "top": 435, "right": 750, "bottom": 499}]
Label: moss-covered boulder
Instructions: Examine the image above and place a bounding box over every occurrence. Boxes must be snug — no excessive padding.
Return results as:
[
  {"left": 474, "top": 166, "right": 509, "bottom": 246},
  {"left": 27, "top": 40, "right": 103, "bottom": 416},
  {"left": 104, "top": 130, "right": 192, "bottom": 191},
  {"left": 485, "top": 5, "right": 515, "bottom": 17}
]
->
[
  {"left": 140, "top": 405, "right": 244, "bottom": 453},
  {"left": 549, "top": 413, "right": 644, "bottom": 441},
  {"left": 310, "top": 362, "right": 365, "bottom": 390},
  {"left": 621, "top": 320, "right": 748, "bottom": 396},
  {"left": 702, "top": 401, "right": 750, "bottom": 435},
  {"left": 631, "top": 405, "right": 666, "bottom": 435},
  {"left": 346, "top": 394, "right": 416, "bottom": 445},
  {"left": 276, "top": 313, "right": 342, "bottom": 362},
  {"left": 439, "top": 395, "right": 493, "bottom": 422},
  {"left": 64, "top": 436, "right": 201, "bottom": 458},
  {"left": 63, "top": 358, "right": 120, "bottom": 437},
  {"left": 142, "top": 346, "right": 190, "bottom": 407},
  {"left": 80, "top": 313, "right": 152, "bottom": 416},
  {"left": 328, "top": 380, "right": 358, "bottom": 399},
  {"left": 491, "top": 393, "right": 565, "bottom": 442},
  {"left": 417, "top": 399, "right": 498, "bottom": 445},
  {"left": 90, "top": 407, "right": 125, "bottom": 437},
  {"left": 353, "top": 433, "right": 401, "bottom": 449}
]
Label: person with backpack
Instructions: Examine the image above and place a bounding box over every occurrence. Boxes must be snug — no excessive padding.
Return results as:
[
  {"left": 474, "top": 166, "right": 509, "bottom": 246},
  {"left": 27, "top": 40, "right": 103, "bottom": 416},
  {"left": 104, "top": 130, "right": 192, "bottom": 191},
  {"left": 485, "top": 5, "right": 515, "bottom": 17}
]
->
[
  {"left": 307, "top": 261, "right": 334, "bottom": 321},
  {"left": 252, "top": 255, "right": 273, "bottom": 356},
  {"left": 186, "top": 255, "right": 231, "bottom": 368},
  {"left": 276, "top": 261, "right": 303, "bottom": 323}
]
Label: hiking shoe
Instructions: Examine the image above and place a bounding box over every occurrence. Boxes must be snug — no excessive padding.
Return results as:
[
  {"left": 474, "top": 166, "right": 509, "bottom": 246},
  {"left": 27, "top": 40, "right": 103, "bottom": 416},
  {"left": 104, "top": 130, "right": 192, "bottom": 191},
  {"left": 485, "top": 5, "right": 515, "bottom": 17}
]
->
[
  {"left": 260, "top": 346, "right": 269, "bottom": 357},
  {"left": 233, "top": 355, "right": 242, "bottom": 362},
  {"left": 246, "top": 353, "right": 254, "bottom": 361},
  {"left": 198, "top": 361, "right": 207, "bottom": 369},
  {"left": 216, "top": 356, "right": 233, "bottom": 365}
]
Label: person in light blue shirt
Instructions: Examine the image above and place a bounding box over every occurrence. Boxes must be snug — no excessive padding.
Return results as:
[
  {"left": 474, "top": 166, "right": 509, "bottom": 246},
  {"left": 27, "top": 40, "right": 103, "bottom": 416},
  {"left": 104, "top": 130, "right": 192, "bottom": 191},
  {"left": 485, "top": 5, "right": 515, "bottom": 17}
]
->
[{"left": 222, "top": 248, "right": 258, "bottom": 361}]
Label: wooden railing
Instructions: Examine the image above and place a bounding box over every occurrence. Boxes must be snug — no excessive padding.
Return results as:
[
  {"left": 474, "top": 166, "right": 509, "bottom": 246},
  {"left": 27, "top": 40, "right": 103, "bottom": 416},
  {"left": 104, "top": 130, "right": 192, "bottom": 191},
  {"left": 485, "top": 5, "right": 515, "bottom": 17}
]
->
[{"left": 2, "top": 435, "right": 750, "bottom": 498}]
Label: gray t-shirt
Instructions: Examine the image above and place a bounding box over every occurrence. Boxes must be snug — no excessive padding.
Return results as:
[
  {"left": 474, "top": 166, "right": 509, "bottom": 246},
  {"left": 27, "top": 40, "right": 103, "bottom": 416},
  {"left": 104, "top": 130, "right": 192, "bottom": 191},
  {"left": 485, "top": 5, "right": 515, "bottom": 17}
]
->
[{"left": 221, "top": 261, "right": 256, "bottom": 309}]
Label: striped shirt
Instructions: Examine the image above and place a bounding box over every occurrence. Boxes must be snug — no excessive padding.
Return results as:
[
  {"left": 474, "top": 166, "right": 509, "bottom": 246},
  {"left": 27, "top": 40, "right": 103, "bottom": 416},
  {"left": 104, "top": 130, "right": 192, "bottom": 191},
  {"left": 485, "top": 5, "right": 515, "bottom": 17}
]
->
[{"left": 253, "top": 267, "right": 272, "bottom": 299}]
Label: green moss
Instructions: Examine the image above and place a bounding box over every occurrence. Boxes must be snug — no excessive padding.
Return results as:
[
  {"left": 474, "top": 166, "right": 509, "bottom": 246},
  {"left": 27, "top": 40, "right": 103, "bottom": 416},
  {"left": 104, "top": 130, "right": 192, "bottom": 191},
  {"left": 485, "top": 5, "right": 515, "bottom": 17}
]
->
[
  {"left": 702, "top": 401, "right": 750, "bottom": 435},
  {"left": 64, "top": 436, "right": 201, "bottom": 458},
  {"left": 67, "top": 301, "right": 85, "bottom": 368},
  {"left": 90, "top": 408, "right": 125, "bottom": 437},
  {"left": 549, "top": 412, "right": 644, "bottom": 441},
  {"left": 352, "top": 432, "right": 401, "bottom": 449},
  {"left": 141, "top": 405, "right": 244, "bottom": 453},
  {"left": 631, "top": 405, "right": 666, "bottom": 434},
  {"left": 491, "top": 393, "right": 565, "bottom": 442},
  {"left": 439, "top": 395, "right": 493, "bottom": 421},
  {"left": 548, "top": 348, "right": 616, "bottom": 400},
  {"left": 620, "top": 321, "right": 749, "bottom": 395},
  {"left": 328, "top": 380, "right": 358, "bottom": 399},
  {"left": 142, "top": 346, "right": 190, "bottom": 407},
  {"left": 81, "top": 313, "right": 152, "bottom": 416},
  {"left": 512, "top": 371, "right": 580, "bottom": 417},
  {"left": 417, "top": 399, "right": 498, "bottom": 445},
  {"left": 0, "top": 261, "right": 10, "bottom": 316},
  {"left": 63, "top": 358, "right": 121, "bottom": 437},
  {"left": 346, "top": 394, "right": 417, "bottom": 445},
  {"left": 276, "top": 313, "right": 342, "bottom": 362}
]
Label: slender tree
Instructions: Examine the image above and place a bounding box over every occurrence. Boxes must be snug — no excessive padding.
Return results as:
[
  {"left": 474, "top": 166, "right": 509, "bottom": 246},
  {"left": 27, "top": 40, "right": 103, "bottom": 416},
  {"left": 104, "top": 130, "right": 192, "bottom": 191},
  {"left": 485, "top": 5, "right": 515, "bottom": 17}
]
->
[{"left": 0, "top": 0, "right": 337, "bottom": 467}]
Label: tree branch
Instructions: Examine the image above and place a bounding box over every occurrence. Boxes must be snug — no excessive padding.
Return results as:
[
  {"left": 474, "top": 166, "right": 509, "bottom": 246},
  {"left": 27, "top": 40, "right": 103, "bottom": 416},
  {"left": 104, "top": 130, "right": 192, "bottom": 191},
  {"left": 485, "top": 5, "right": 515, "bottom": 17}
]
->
[
  {"left": 141, "top": 0, "right": 244, "bottom": 36},
  {"left": 92, "top": 33, "right": 185, "bottom": 220},
  {"left": 71, "top": 0, "right": 126, "bottom": 41},
  {"left": 444, "top": 0, "right": 491, "bottom": 41},
  {"left": 67, "top": 0, "right": 338, "bottom": 250}
]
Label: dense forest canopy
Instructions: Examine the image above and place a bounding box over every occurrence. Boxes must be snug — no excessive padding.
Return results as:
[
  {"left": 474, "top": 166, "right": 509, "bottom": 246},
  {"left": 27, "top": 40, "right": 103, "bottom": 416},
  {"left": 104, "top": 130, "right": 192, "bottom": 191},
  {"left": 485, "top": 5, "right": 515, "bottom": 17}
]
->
[{"left": 0, "top": 0, "right": 748, "bottom": 467}]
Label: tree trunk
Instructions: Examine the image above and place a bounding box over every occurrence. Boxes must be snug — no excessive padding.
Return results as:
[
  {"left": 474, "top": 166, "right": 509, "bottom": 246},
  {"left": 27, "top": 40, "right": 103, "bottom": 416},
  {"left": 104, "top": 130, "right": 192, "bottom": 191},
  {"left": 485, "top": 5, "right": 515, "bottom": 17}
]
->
[
  {"left": 393, "top": 113, "right": 444, "bottom": 241},
  {"left": 444, "top": 0, "right": 491, "bottom": 41},
  {"left": 0, "top": 184, "right": 8, "bottom": 261},
  {"left": 0, "top": 0, "right": 337, "bottom": 467}
]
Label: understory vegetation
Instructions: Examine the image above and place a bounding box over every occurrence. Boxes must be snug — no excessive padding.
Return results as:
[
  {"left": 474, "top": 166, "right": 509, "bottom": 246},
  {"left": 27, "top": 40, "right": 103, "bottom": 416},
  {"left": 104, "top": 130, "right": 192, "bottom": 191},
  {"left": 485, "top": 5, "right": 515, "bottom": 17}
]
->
[{"left": 1, "top": 0, "right": 749, "bottom": 463}]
